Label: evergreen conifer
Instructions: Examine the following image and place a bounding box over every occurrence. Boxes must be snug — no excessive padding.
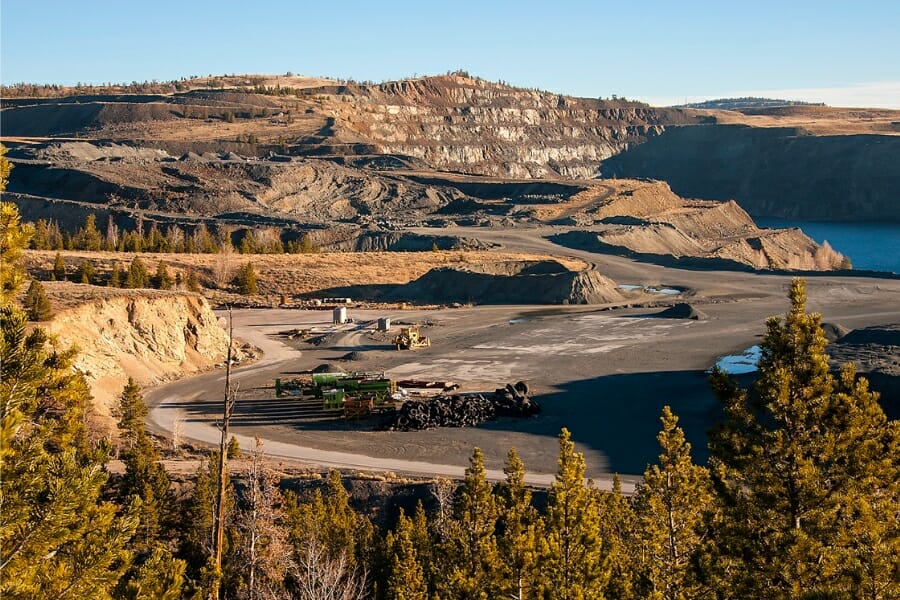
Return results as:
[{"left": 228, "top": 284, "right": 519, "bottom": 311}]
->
[{"left": 23, "top": 279, "right": 53, "bottom": 321}]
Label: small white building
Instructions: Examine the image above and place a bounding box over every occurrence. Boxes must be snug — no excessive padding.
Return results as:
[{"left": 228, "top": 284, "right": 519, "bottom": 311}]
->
[{"left": 333, "top": 306, "right": 348, "bottom": 324}]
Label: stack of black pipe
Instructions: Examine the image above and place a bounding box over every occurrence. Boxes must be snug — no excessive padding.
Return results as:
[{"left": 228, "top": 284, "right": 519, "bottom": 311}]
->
[{"left": 388, "top": 381, "right": 540, "bottom": 431}]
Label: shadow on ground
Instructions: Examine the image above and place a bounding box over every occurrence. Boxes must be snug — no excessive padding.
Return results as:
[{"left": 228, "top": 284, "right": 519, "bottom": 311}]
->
[{"left": 480, "top": 370, "right": 737, "bottom": 475}]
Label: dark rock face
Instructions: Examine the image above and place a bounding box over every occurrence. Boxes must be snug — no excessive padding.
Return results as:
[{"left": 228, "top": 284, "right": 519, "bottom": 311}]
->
[{"left": 598, "top": 125, "right": 900, "bottom": 221}]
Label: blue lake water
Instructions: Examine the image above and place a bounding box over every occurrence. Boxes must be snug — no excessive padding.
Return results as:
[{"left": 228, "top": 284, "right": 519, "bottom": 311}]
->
[
  {"left": 755, "top": 219, "right": 900, "bottom": 274},
  {"left": 712, "top": 346, "right": 762, "bottom": 375}
]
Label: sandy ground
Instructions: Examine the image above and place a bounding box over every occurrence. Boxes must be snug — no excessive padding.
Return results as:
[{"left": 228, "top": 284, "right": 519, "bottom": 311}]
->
[{"left": 146, "top": 227, "right": 900, "bottom": 487}]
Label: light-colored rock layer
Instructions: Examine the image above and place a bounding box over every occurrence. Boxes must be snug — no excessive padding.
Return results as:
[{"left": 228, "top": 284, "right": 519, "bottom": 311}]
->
[{"left": 43, "top": 288, "right": 229, "bottom": 428}]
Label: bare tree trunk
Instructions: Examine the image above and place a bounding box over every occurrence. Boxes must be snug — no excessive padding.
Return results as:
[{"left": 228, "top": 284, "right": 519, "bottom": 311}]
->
[{"left": 210, "top": 308, "right": 234, "bottom": 600}]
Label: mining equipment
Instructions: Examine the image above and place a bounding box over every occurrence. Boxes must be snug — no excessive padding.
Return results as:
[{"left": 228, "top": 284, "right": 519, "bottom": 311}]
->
[{"left": 393, "top": 325, "right": 431, "bottom": 350}]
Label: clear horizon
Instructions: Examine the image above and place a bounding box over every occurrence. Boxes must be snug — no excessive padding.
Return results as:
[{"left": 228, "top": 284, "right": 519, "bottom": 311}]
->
[{"left": 2, "top": 0, "right": 899, "bottom": 109}]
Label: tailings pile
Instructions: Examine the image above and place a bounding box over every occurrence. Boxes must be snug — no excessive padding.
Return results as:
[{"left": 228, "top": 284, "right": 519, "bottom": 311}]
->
[{"left": 392, "top": 259, "right": 623, "bottom": 305}]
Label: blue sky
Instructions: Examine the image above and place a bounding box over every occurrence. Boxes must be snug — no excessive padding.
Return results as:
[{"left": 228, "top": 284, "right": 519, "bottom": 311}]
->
[{"left": 2, "top": 0, "right": 899, "bottom": 107}]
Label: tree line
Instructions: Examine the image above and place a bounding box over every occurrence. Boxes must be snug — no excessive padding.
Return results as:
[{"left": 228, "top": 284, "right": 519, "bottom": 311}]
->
[
  {"left": 27, "top": 214, "right": 318, "bottom": 255},
  {"left": 23, "top": 252, "right": 259, "bottom": 314}
]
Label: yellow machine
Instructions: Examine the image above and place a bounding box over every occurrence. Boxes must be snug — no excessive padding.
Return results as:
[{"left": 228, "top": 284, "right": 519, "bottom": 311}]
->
[{"left": 394, "top": 325, "right": 431, "bottom": 350}]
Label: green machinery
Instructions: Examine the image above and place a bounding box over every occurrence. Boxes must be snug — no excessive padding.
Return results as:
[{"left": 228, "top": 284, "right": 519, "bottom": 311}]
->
[{"left": 277, "top": 372, "right": 396, "bottom": 412}]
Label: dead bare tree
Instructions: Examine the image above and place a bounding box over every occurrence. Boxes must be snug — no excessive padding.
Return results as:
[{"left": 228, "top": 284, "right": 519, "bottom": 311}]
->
[
  {"left": 430, "top": 477, "right": 455, "bottom": 542},
  {"left": 235, "top": 437, "right": 295, "bottom": 600},
  {"left": 105, "top": 215, "right": 119, "bottom": 249},
  {"left": 211, "top": 245, "right": 236, "bottom": 289},
  {"left": 291, "top": 534, "right": 368, "bottom": 600}
]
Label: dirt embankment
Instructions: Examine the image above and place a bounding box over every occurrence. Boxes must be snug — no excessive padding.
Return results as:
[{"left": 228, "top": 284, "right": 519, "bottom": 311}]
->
[{"left": 40, "top": 284, "right": 232, "bottom": 431}]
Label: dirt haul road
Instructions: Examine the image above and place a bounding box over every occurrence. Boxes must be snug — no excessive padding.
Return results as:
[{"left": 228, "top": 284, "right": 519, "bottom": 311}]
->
[{"left": 147, "top": 230, "right": 900, "bottom": 486}]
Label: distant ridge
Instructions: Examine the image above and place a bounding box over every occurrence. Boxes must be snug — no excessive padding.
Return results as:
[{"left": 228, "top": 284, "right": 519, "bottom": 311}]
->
[{"left": 676, "top": 97, "right": 827, "bottom": 110}]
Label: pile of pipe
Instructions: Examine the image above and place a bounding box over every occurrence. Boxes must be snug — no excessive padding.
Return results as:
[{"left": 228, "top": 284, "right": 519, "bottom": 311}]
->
[{"left": 388, "top": 382, "right": 540, "bottom": 431}]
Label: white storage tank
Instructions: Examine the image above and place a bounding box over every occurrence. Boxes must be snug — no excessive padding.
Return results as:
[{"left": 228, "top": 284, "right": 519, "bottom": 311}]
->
[{"left": 333, "top": 306, "right": 347, "bottom": 324}]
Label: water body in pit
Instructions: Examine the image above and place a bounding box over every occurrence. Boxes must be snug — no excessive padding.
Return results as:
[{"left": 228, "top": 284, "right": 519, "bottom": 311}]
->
[
  {"left": 618, "top": 284, "right": 681, "bottom": 295},
  {"left": 755, "top": 219, "right": 900, "bottom": 274},
  {"left": 713, "top": 345, "right": 762, "bottom": 375}
]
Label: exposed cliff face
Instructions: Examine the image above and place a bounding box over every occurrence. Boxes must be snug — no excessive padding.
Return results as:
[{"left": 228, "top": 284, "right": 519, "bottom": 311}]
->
[
  {"left": 43, "top": 287, "right": 230, "bottom": 430},
  {"left": 598, "top": 125, "right": 900, "bottom": 221},
  {"left": 318, "top": 76, "right": 698, "bottom": 179}
]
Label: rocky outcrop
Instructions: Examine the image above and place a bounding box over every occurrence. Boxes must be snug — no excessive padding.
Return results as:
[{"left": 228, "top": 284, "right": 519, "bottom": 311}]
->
[{"left": 43, "top": 288, "right": 230, "bottom": 429}]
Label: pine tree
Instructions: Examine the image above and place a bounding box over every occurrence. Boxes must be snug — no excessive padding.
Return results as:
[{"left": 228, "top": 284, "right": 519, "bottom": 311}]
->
[
  {"left": 1, "top": 203, "right": 32, "bottom": 302},
  {"left": 284, "top": 471, "right": 374, "bottom": 597},
  {"left": 385, "top": 510, "right": 428, "bottom": 600},
  {"left": 109, "top": 262, "right": 123, "bottom": 287},
  {"left": 126, "top": 257, "right": 149, "bottom": 288},
  {"left": 704, "top": 278, "right": 900, "bottom": 598},
  {"left": 31, "top": 218, "right": 51, "bottom": 250},
  {"left": 118, "top": 545, "right": 186, "bottom": 600},
  {"left": 116, "top": 379, "right": 173, "bottom": 554},
  {"left": 75, "top": 213, "right": 103, "bottom": 250},
  {"left": 78, "top": 259, "right": 97, "bottom": 284},
  {"left": 118, "top": 377, "right": 148, "bottom": 445},
  {"left": 23, "top": 279, "right": 53, "bottom": 321},
  {"left": 235, "top": 261, "right": 258, "bottom": 295},
  {"left": 227, "top": 435, "right": 241, "bottom": 458},
  {"left": 52, "top": 251, "right": 66, "bottom": 281},
  {"left": 154, "top": 261, "right": 173, "bottom": 290},
  {"left": 541, "top": 428, "right": 607, "bottom": 600},
  {"left": 597, "top": 475, "right": 638, "bottom": 600},
  {"left": 0, "top": 144, "right": 12, "bottom": 190},
  {"left": 180, "top": 450, "right": 236, "bottom": 595},
  {"left": 633, "top": 406, "right": 713, "bottom": 600},
  {"left": 299, "top": 233, "right": 318, "bottom": 253},
  {"left": 497, "top": 448, "right": 542, "bottom": 600},
  {"left": 1, "top": 204, "right": 137, "bottom": 598},
  {"left": 441, "top": 447, "right": 501, "bottom": 599}
]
